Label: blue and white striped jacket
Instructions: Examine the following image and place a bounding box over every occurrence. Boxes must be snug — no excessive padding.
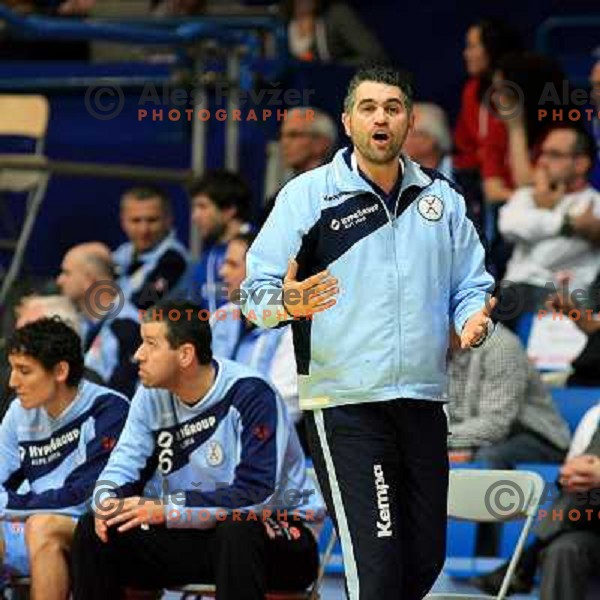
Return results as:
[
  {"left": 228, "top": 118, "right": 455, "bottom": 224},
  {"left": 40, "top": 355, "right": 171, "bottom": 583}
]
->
[
  {"left": 0, "top": 381, "right": 129, "bottom": 519},
  {"left": 95, "top": 358, "right": 324, "bottom": 528}
]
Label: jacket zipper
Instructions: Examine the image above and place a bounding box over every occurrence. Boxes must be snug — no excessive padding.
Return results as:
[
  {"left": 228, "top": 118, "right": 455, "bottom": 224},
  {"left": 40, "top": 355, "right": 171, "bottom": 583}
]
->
[{"left": 370, "top": 192, "right": 401, "bottom": 389}]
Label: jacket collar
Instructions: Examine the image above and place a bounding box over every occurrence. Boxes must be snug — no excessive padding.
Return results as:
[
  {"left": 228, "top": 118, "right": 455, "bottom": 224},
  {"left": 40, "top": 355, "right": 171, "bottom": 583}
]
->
[{"left": 331, "top": 147, "right": 432, "bottom": 197}]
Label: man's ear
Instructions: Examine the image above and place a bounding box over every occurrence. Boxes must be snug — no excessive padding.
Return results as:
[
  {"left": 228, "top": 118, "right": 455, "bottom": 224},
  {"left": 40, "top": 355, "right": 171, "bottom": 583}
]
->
[
  {"left": 222, "top": 206, "right": 237, "bottom": 224},
  {"left": 574, "top": 154, "right": 591, "bottom": 177},
  {"left": 178, "top": 342, "right": 196, "bottom": 369},
  {"left": 341, "top": 112, "right": 352, "bottom": 138},
  {"left": 53, "top": 361, "right": 70, "bottom": 385}
]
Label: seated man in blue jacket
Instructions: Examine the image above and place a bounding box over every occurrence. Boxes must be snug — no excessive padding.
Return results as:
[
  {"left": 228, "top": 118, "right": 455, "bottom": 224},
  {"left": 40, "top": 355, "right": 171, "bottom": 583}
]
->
[
  {"left": 57, "top": 243, "right": 141, "bottom": 398},
  {"left": 113, "top": 186, "right": 189, "bottom": 311},
  {"left": 211, "top": 231, "right": 305, "bottom": 449},
  {"left": 70, "top": 301, "right": 324, "bottom": 600},
  {"left": 0, "top": 317, "right": 129, "bottom": 600}
]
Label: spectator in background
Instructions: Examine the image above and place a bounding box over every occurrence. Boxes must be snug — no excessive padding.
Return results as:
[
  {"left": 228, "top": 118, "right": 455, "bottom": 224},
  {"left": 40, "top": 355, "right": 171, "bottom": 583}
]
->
[
  {"left": 495, "top": 52, "right": 567, "bottom": 193},
  {"left": 0, "top": 317, "right": 128, "bottom": 600},
  {"left": 453, "top": 19, "right": 522, "bottom": 205},
  {"left": 57, "top": 243, "right": 141, "bottom": 398},
  {"left": 280, "top": 107, "right": 337, "bottom": 177},
  {"left": 1, "top": 294, "right": 86, "bottom": 421},
  {"left": 113, "top": 186, "right": 189, "bottom": 311},
  {"left": 589, "top": 58, "right": 600, "bottom": 190},
  {"left": 262, "top": 106, "right": 337, "bottom": 223},
  {"left": 546, "top": 275, "right": 600, "bottom": 387},
  {"left": 482, "top": 53, "right": 567, "bottom": 278},
  {"left": 448, "top": 321, "right": 571, "bottom": 557},
  {"left": 185, "top": 171, "right": 252, "bottom": 313},
  {"left": 447, "top": 323, "right": 570, "bottom": 467},
  {"left": 15, "top": 294, "right": 80, "bottom": 332},
  {"left": 498, "top": 126, "right": 600, "bottom": 329},
  {"left": 54, "top": 242, "right": 112, "bottom": 336},
  {"left": 281, "top": 0, "right": 388, "bottom": 64},
  {"left": 473, "top": 401, "right": 600, "bottom": 599},
  {"left": 211, "top": 231, "right": 306, "bottom": 451},
  {"left": 403, "top": 102, "right": 453, "bottom": 178}
]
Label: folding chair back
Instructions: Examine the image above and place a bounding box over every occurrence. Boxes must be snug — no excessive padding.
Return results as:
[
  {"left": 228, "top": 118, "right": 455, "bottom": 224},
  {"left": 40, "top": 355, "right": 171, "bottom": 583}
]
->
[
  {"left": 448, "top": 469, "right": 543, "bottom": 522},
  {"left": 0, "top": 95, "right": 48, "bottom": 140},
  {"left": 0, "top": 94, "right": 50, "bottom": 305},
  {"left": 427, "top": 469, "right": 544, "bottom": 600}
]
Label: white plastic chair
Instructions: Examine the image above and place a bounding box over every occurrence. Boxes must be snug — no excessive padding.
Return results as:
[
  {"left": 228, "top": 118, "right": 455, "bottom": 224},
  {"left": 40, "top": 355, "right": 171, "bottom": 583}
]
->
[{"left": 426, "top": 468, "right": 545, "bottom": 600}]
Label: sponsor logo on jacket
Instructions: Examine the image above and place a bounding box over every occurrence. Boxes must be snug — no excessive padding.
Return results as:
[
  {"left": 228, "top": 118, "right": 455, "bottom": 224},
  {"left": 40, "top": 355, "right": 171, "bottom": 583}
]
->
[
  {"left": 27, "top": 428, "right": 80, "bottom": 459},
  {"left": 330, "top": 203, "right": 380, "bottom": 231}
]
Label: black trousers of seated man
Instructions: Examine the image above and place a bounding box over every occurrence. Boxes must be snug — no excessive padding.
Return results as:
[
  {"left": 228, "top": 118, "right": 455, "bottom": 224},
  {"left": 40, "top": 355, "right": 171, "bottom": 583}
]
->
[
  {"left": 305, "top": 399, "right": 449, "bottom": 600},
  {"left": 71, "top": 513, "right": 318, "bottom": 600}
]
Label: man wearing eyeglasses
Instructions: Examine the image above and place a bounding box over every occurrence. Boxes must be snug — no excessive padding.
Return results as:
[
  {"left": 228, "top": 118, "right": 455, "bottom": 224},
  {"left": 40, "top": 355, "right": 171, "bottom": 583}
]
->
[
  {"left": 262, "top": 107, "right": 337, "bottom": 224},
  {"left": 497, "top": 125, "right": 600, "bottom": 330},
  {"left": 280, "top": 107, "right": 338, "bottom": 176}
]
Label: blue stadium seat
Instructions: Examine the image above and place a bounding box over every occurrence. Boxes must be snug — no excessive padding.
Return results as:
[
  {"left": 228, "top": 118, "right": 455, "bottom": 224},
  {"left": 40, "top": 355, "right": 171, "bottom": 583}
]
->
[
  {"left": 550, "top": 387, "right": 600, "bottom": 433},
  {"left": 515, "top": 312, "right": 536, "bottom": 347}
]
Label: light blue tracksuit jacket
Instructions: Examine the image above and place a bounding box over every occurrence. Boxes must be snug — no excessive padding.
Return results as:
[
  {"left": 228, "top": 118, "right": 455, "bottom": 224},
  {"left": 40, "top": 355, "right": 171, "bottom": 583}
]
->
[{"left": 241, "top": 149, "right": 495, "bottom": 410}]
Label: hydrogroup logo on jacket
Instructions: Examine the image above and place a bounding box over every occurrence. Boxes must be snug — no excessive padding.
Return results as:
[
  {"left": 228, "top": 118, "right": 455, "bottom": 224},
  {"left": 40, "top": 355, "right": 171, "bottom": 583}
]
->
[{"left": 330, "top": 202, "right": 380, "bottom": 231}]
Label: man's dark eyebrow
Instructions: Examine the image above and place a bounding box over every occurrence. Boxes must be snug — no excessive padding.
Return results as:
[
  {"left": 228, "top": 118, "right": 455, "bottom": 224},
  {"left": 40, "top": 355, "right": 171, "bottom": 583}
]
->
[{"left": 357, "top": 97, "right": 404, "bottom": 106}]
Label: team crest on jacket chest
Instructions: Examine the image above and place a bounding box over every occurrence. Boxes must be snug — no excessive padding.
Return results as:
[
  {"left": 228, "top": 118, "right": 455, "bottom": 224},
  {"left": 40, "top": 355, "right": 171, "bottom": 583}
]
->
[
  {"left": 206, "top": 440, "right": 224, "bottom": 467},
  {"left": 417, "top": 195, "right": 444, "bottom": 221}
]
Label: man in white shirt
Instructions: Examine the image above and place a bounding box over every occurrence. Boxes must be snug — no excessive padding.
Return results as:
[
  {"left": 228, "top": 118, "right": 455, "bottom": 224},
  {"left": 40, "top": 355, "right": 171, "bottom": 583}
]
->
[{"left": 498, "top": 125, "right": 600, "bottom": 330}]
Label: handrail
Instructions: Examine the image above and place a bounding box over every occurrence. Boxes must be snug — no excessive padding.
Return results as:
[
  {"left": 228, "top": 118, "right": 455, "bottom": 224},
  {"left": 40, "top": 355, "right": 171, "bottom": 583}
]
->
[
  {"left": 0, "top": 5, "right": 282, "bottom": 48},
  {"left": 535, "top": 15, "right": 600, "bottom": 55},
  {"left": 0, "top": 156, "right": 193, "bottom": 184}
]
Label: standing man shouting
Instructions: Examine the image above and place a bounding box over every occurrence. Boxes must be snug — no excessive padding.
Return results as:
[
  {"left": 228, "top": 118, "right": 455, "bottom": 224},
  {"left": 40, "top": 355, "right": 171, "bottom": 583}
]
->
[{"left": 241, "top": 66, "right": 495, "bottom": 600}]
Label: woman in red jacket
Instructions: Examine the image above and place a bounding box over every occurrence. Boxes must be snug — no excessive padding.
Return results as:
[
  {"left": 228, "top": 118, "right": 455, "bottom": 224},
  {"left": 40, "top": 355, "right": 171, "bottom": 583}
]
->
[{"left": 454, "top": 19, "right": 522, "bottom": 204}]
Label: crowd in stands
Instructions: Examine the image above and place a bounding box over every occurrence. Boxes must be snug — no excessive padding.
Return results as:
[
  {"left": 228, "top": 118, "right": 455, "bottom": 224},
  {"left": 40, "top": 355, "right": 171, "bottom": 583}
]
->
[{"left": 0, "top": 4, "right": 600, "bottom": 599}]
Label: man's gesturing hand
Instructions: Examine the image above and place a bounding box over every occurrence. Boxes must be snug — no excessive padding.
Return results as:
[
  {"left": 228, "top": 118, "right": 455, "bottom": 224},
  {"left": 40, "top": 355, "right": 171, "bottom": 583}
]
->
[
  {"left": 460, "top": 297, "right": 497, "bottom": 349},
  {"left": 282, "top": 259, "right": 338, "bottom": 318}
]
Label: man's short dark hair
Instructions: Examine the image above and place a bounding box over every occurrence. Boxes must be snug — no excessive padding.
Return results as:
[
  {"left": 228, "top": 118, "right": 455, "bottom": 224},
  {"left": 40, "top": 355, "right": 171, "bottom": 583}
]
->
[
  {"left": 188, "top": 170, "right": 251, "bottom": 222},
  {"left": 572, "top": 127, "right": 597, "bottom": 168},
  {"left": 343, "top": 65, "right": 414, "bottom": 114},
  {"left": 121, "top": 185, "right": 172, "bottom": 216},
  {"left": 143, "top": 301, "right": 212, "bottom": 365},
  {"left": 7, "top": 317, "right": 84, "bottom": 387},
  {"left": 544, "top": 124, "right": 597, "bottom": 170},
  {"left": 230, "top": 230, "right": 257, "bottom": 249}
]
